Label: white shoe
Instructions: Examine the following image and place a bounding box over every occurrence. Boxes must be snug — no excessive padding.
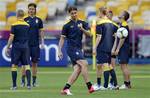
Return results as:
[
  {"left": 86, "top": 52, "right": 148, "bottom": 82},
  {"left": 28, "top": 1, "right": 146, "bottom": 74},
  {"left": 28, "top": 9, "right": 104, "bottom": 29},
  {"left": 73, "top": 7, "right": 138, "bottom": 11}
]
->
[
  {"left": 99, "top": 86, "right": 108, "bottom": 90},
  {"left": 10, "top": 86, "right": 17, "bottom": 90},
  {"left": 119, "top": 84, "right": 128, "bottom": 89},
  {"left": 61, "top": 89, "right": 73, "bottom": 95},
  {"left": 110, "top": 85, "right": 119, "bottom": 90},
  {"left": 108, "top": 83, "right": 114, "bottom": 89},
  {"left": 93, "top": 84, "right": 108, "bottom": 91},
  {"left": 93, "top": 84, "right": 101, "bottom": 91}
]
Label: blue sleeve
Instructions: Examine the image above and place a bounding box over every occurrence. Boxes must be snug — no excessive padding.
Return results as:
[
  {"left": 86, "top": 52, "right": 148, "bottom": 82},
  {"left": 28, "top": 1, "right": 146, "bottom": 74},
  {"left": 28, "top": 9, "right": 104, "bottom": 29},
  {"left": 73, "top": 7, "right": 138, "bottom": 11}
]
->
[
  {"left": 114, "top": 25, "right": 118, "bottom": 33},
  {"left": 83, "top": 21, "right": 90, "bottom": 30},
  {"left": 11, "top": 26, "right": 15, "bottom": 35},
  {"left": 39, "top": 18, "right": 43, "bottom": 29},
  {"left": 96, "top": 25, "right": 102, "bottom": 35},
  {"left": 61, "top": 25, "right": 67, "bottom": 37}
]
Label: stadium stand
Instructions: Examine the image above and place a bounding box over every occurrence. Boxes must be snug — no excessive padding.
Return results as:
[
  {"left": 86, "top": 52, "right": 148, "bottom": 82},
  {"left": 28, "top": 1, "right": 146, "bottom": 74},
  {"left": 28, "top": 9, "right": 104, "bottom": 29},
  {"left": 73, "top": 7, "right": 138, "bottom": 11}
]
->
[{"left": 1, "top": 0, "right": 150, "bottom": 60}]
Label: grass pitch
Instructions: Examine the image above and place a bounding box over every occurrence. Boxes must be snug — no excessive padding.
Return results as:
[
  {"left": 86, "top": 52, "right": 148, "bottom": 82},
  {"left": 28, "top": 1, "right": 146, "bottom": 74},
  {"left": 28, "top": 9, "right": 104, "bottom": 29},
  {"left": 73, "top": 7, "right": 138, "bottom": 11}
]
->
[{"left": 0, "top": 65, "right": 150, "bottom": 98}]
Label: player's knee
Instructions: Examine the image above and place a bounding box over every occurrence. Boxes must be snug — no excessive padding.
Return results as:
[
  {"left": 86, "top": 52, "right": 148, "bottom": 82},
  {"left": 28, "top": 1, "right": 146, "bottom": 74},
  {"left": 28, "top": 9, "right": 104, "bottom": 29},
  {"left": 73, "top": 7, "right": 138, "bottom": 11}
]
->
[
  {"left": 97, "top": 64, "right": 102, "bottom": 70},
  {"left": 103, "top": 63, "right": 110, "bottom": 71},
  {"left": 11, "top": 65, "right": 17, "bottom": 71},
  {"left": 25, "top": 65, "right": 30, "bottom": 70}
]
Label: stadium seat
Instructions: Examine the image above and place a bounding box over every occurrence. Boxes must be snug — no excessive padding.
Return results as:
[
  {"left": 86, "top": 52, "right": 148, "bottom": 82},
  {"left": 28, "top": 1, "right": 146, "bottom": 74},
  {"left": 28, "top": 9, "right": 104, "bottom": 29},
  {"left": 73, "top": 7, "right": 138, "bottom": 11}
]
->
[
  {"left": 7, "top": 12, "right": 16, "bottom": 18},
  {"left": 16, "top": 1, "right": 28, "bottom": 12},
  {"left": 95, "top": 1, "right": 106, "bottom": 12},
  {"left": 47, "top": 2, "right": 57, "bottom": 19},
  {"left": 56, "top": 0, "right": 67, "bottom": 15},
  {"left": 7, "top": 16, "right": 17, "bottom": 25},
  {"left": 76, "top": 0, "right": 85, "bottom": 5},
  {"left": 67, "top": 0, "right": 76, "bottom": 6},
  {"left": 78, "top": 10, "right": 86, "bottom": 20}
]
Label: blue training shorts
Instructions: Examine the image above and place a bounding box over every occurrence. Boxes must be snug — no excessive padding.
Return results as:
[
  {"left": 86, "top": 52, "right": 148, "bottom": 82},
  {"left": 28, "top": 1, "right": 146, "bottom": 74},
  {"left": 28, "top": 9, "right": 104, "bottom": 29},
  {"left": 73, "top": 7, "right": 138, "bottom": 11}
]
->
[{"left": 67, "top": 47, "right": 84, "bottom": 65}]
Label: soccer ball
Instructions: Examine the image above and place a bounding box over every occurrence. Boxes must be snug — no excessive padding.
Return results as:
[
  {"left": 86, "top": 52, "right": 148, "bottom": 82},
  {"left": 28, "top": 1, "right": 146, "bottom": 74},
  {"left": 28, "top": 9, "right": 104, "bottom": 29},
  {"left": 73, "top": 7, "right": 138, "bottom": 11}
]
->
[{"left": 116, "top": 27, "right": 128, "bottom": 38}]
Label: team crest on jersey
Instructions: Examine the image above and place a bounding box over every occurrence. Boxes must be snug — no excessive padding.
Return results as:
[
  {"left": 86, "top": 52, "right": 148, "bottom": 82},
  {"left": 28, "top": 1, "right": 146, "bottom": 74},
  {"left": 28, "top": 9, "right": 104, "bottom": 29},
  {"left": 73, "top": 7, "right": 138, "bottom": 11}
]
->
[
  {"left": 36, "top": 19, "right": 39, "bottom": 23},
  {"left": 76, "top": 51, "right": 79, "bottom": 55},
  {"left": 70, "top": 25, "right": 74, "bottom": 28}
]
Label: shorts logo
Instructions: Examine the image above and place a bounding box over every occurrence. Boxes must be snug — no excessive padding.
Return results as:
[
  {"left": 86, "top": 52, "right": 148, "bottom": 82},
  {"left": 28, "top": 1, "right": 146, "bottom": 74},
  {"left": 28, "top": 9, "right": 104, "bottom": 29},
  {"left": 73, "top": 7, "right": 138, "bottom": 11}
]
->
[
  {"left": 70, "top": 25, "right": 74, "bottom": 28},
  {"left": 76, "top": 51, "right": 79, "bottom": 55},
  {"left": 36, "top": 19, "right": 38, "bottom": 23}
]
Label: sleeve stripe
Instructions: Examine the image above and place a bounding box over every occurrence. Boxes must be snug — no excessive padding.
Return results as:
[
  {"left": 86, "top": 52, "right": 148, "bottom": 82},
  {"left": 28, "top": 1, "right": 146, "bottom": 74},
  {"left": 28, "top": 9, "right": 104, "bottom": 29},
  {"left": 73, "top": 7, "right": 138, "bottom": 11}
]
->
[
  {"left": 96, "top": 34, "right": 102, "bottom": 36},
  {"left": 10, "top": 33, "right": 14, "bottom": 36},
  {"left": 61, "top": 35, "right": 66, "bottom": 37}
]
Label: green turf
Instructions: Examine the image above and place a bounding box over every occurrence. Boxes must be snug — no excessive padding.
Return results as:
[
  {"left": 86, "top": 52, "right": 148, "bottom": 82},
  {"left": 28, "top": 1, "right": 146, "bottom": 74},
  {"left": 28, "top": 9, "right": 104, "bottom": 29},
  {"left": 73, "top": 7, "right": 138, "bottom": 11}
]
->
[{"left": 0, "top": 65, "right": 150, "bottom": 98}]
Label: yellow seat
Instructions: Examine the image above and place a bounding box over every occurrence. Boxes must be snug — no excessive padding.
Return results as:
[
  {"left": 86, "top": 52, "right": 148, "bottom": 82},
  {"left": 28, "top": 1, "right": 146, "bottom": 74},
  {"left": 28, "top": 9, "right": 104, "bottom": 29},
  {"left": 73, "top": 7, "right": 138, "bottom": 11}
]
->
[
  {"left": 7, "top": 1, "right": 16, "bottom": 12},
  {"left": 0, "top": 11, "right": 6, "bottom": 21},
  {"left": 37, "top": 8, "right": 48, "bottom": 21},
  {"left": 141, "top": 1, "right": 150, "bottom": 6},
  {"left": 78, "top": 10, "right": 86, "bottom": 20},
  {"left": 7, "top": 16, "right": 17, "bottom": 25},
  {"left": 132, "top": 10, "right": 142, "bottom": 18},
  {"left": 132, "top": 16, "right": 144, "bottom": 25},
  {"left": 95, "top": 1, "right": 106, "bottom": 12},
  {"left": 140, "top": 5, "right": 150, "bottom": 12}
]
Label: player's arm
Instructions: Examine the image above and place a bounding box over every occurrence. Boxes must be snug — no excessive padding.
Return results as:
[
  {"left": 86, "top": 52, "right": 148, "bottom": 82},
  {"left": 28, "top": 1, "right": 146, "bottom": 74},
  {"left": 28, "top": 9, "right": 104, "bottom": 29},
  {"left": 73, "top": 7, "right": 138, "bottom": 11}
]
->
[
  {"left": 58, "top": 25, "right": 67, "bottom": 60},
  {"left": 5, "top": 33, "right": 14, "bottom": 56},
  {"left": 93, "top": 24, "right": 102, "bottom": 55},
  {"left": 78, "top": 22, "right": 92, "bottom": 37},
  {"left": 58, "top": 35, "right": 65, "bottom": 60},
  {"left": 111, "top": 33, "right": 117, "bottom": 55},
  {"left": 6, "top": 34, "right": 14, "bottom": 48},
  {"left": 39, "top": 29, "right": 44, "bottom": 47},
  {"left": 39, "top": 19, "right": 44, "bottom": 48},
  {"left": 115, "top": 38, "right": 125, "bottom": 55}
]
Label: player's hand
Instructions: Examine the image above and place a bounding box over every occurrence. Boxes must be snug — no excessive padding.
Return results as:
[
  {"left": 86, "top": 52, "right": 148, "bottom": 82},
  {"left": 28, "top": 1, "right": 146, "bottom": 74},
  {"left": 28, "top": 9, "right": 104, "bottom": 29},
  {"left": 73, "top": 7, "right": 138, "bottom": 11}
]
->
[
  {"left": 114, "top": 49, "right": 119, "bottom": 55},
  {"left": 58, "top": 50, "right": 63, "bottom": 60},
  {"left": 78, "top": 23, "right": 83, "bottom": 30},
  {"left": 92, "top": 48, "right": 96, "bottom": 55},
  {"left": 111, "top": 49, "right": 115, "bottom": 55},
  {"left": 40, "top": 43, "right": 45, "bottom": 49},
  {"left": 5, "top": 47, "right": 10, "bottom": 57}
]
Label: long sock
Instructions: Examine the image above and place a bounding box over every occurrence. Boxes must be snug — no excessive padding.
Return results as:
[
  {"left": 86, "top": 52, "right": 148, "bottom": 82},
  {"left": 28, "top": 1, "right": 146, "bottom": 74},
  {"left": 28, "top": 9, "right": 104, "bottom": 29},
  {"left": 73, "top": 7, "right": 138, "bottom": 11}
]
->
[
  {"left": 103, "top": 71, "right": 110, "bottom": 88},
  {"left": 97, "top": 78, "right": 101, "bottom": 86},
  {"left": 110, "top": 69, "right": 118, "bottom": 86},
  {"left": 63, "top": 83, "right": 71, "bottom": 90},
  {"left": 32, "top": 76, "right": 37, "bottom": 85},
  {"left": 21, "top": 75, "right": 25, "bottom": 83},
  {"left": 26, "top": 70, "right": 31, "bottom": 86},
  {"left": 12, "top": 71, "right": 17, "bottom": 87},
  {"left": 86, "top": 82, "right": 92, "bottom": 90},
  {"left": 110, "top": 77, "right": 113, "bottom": 85}
]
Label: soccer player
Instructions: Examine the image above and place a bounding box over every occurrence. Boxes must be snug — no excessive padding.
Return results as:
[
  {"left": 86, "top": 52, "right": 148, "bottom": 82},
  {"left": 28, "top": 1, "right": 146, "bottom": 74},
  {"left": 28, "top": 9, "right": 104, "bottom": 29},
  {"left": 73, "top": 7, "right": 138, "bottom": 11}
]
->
[
  {"left": 113, "top": 10, "right": 131, "bottom": 89},
  {"left": 21, "top": 3, "right": 44, "bottom": 87},
  {"left": 93, "top": 7, "right": 118, "bottom": 90},
  {"left": 5, "top": 10, "right": 31, "bottom": 90},
  {"left": 58, "top": 6, "right": 94, "bottom": 95}
]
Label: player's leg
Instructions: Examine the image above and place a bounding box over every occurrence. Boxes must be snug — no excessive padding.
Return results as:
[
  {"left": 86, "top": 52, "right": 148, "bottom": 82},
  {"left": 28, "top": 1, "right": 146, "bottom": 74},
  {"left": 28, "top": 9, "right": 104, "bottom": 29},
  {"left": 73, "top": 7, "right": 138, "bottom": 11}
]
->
[
  {"left": 96, "top": 64, "right": 103, "bottom": 86},
  {"left": 120, "top": 63, "right": 131, "bottom": 88},
  {"left": 21, "top": 66, "right": 26, "bottom": 87},
  {"left": 11, "top": 64, "right": 18, "bottom": 90},
  {"left": 109, "top": 57, "right": 116, "bottom": 86},
  {"left": 109, "top": 55, "right": 119, "bottom": 89},
  {"left": 61, "top": 64, "right": 81, "bottom": 95},
  {"left": 76, "top": 60, "right": 94, "bottom": 93},
  {"left": 93, "top": 64, "right": 104, "bottom": 91},
  {"left": 31, "top": 46, "right": 40, "bottom": 87},
  {"left": 21, "top": 47, "right": 31, "bottom": 89},
  {"left": 118, "top": 50, "right": 131, "bottom": 89},
  {"left": 109, "top": 64, "right": 118, "bottom": 89},
  {"left": 10, "top": 47, "right": 20, "bottom": 90}
]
